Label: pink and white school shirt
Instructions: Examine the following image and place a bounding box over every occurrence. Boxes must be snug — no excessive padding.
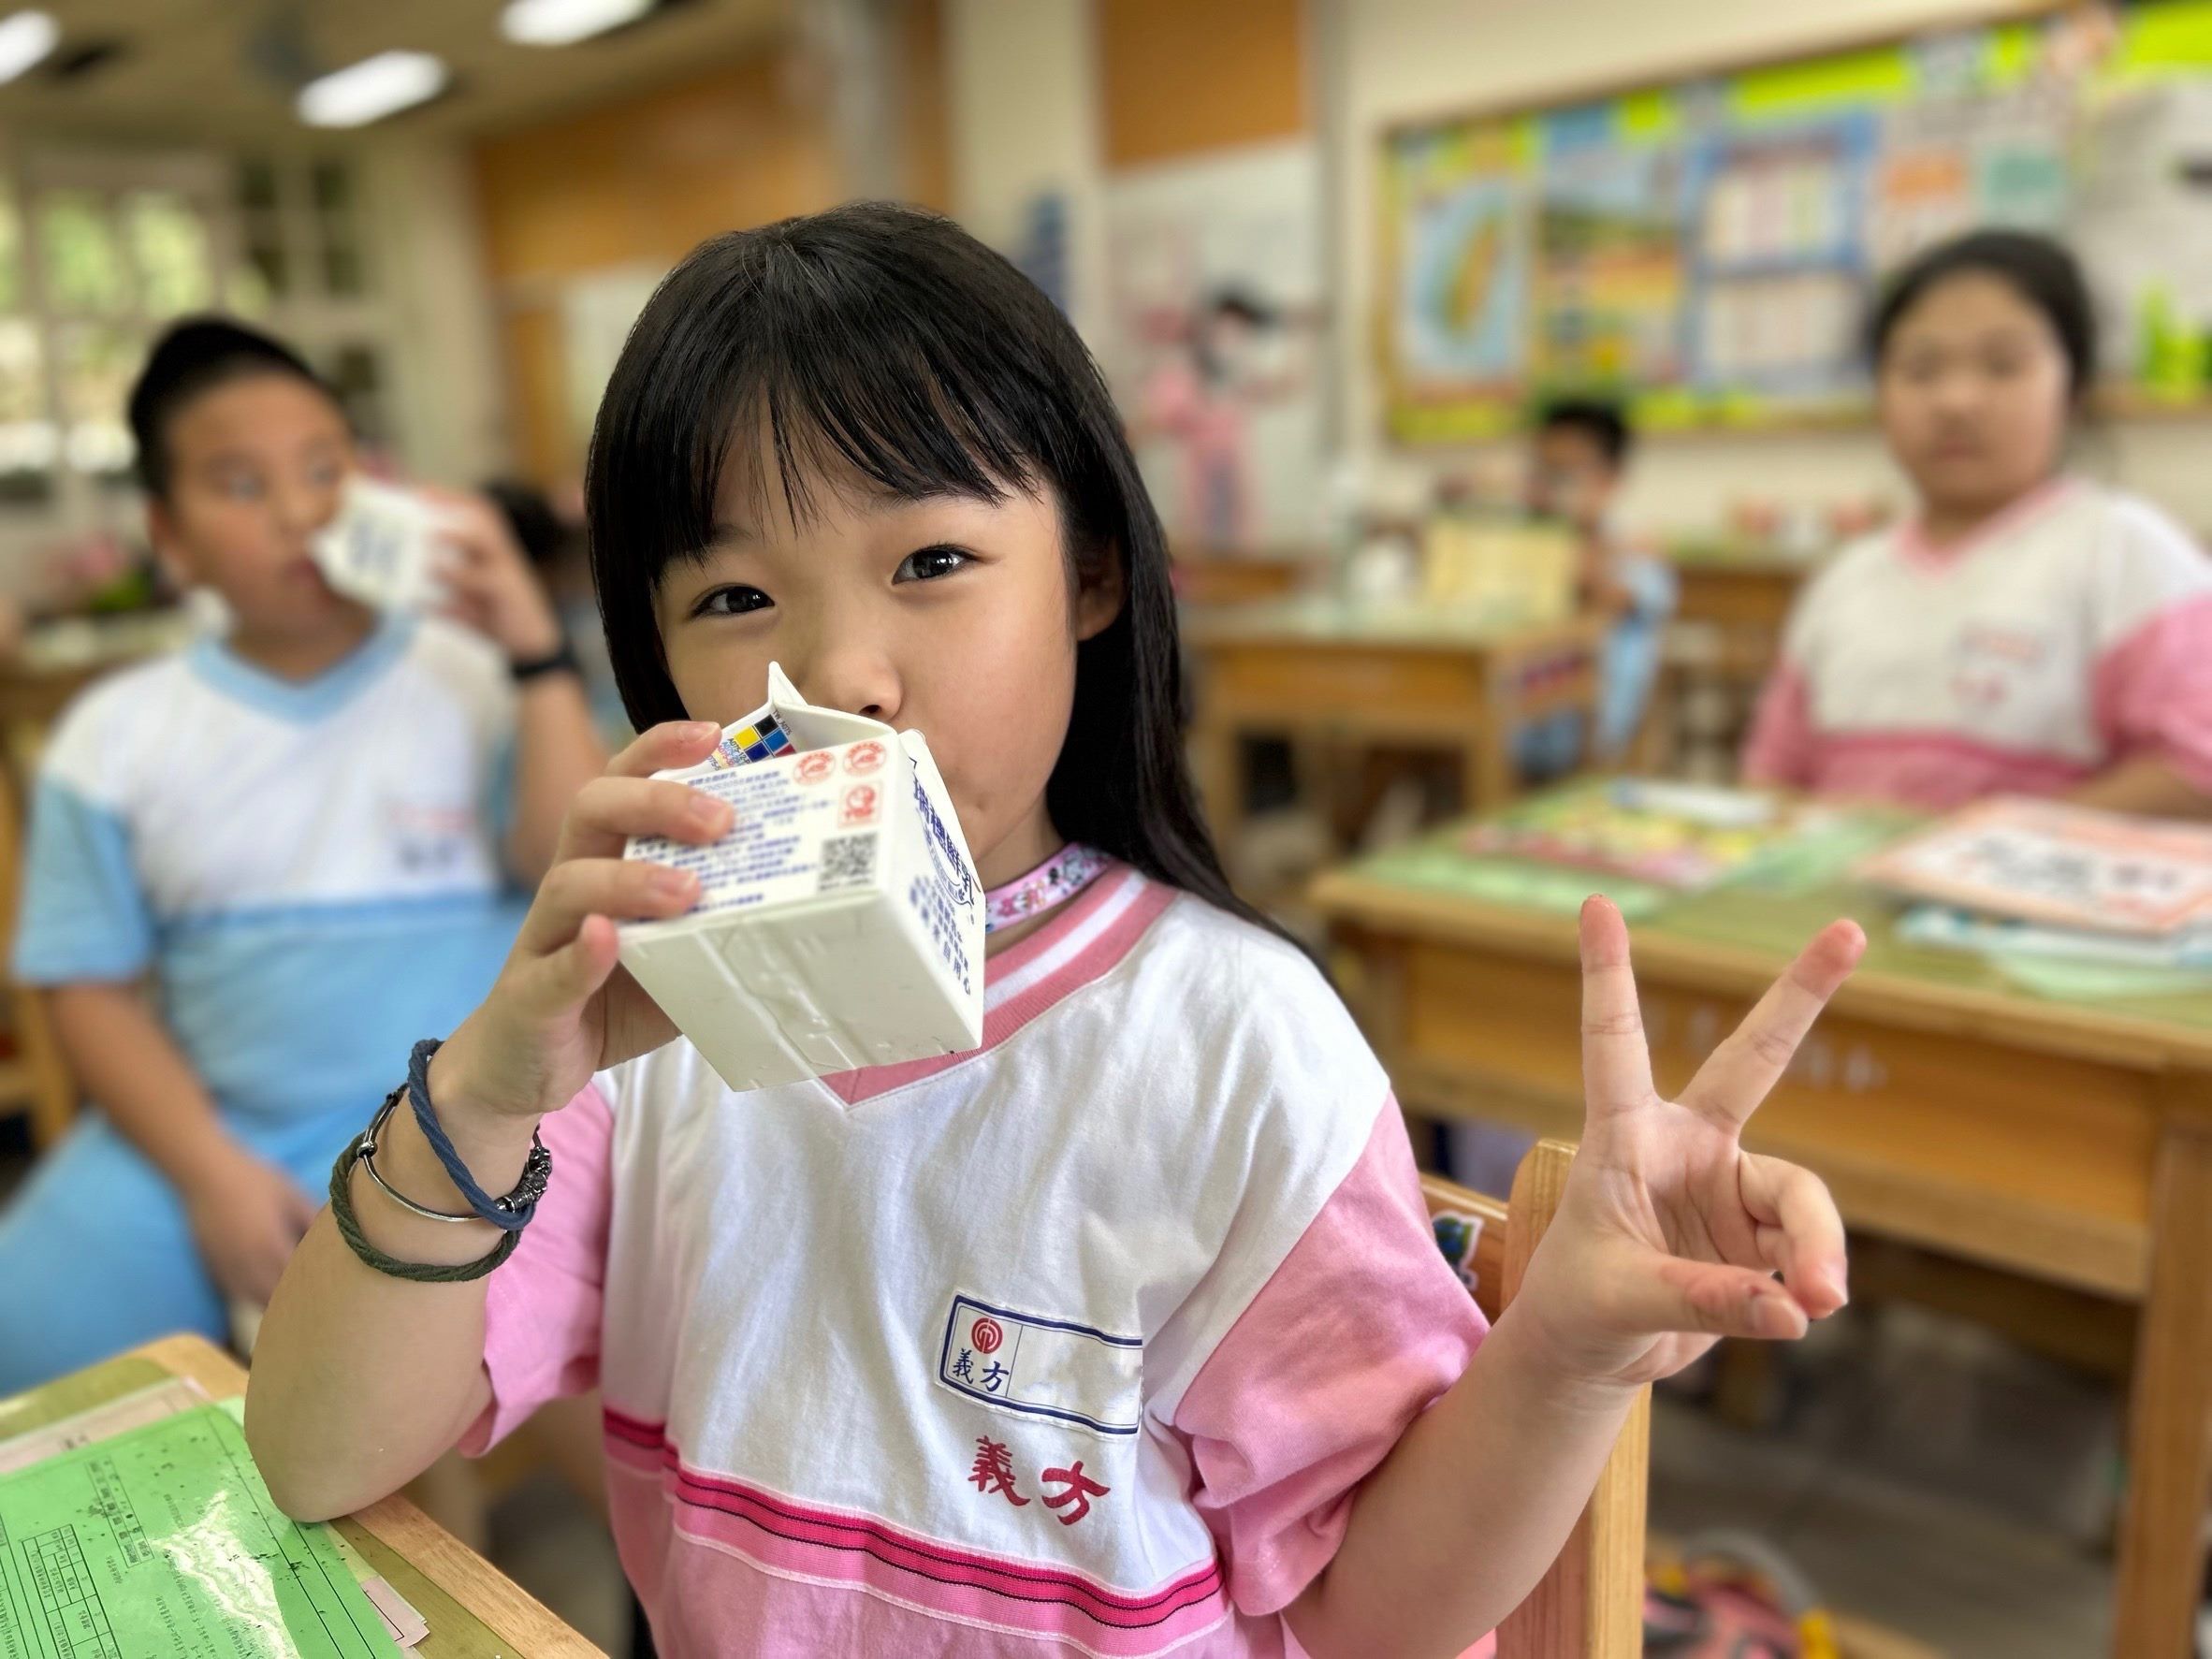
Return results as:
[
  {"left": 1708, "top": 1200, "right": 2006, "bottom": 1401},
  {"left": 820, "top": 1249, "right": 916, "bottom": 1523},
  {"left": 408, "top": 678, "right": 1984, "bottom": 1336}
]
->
[
  {"left": 1741, "top": 481, "right": 2212, "bottom": 810},
  {"left": 462, "top": 865, "right": 1488, "bottom": 1656}
]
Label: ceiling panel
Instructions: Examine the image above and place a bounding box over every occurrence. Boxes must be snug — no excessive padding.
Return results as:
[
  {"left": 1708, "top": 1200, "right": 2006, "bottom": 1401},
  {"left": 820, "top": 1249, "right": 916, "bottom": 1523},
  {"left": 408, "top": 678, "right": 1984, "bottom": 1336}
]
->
[{"left": 4, "top": 0, "right": 795, "bottom": 144}]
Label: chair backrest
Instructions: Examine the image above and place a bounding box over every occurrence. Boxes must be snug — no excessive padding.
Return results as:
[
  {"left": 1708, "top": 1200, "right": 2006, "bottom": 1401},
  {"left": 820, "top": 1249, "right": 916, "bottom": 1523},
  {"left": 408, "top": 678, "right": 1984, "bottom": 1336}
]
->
[
  {"left": 1421, "top": 1140, "right": 1650, "bottom": 1659},
  {"left": 0, "top": 750, "right": 76, "bottom": 1148}
]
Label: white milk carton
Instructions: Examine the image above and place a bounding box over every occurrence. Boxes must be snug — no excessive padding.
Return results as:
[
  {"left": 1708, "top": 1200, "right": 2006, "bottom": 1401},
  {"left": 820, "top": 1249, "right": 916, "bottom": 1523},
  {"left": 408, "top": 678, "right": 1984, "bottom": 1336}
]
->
[
  {"left": 618, "top": 664, "right": 984, "bottom": 1092},
  {"left": 310, "top": 475, "right": 455, "bottom": 613}
]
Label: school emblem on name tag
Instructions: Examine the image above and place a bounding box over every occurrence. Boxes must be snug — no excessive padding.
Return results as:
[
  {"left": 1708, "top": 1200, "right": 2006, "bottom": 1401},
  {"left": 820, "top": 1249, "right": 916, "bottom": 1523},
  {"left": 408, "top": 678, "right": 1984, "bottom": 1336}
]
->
[{"left": 934, "top": 1293, "right": 1143, "bottom": 1438}]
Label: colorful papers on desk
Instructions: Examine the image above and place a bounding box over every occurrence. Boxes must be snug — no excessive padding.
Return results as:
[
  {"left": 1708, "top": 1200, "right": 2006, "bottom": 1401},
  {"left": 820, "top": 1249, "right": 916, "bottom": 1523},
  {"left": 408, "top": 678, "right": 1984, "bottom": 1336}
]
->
[
  {"left": 1360, "top": 781, "right": 1904, "bottom": 917},
  {"left": 0, "top": 1377, "right": 211, "bottom": 1477},
  {"left": 0, "top": 1392, "right": 416, "bottom": 1658},
  {"left": 1899, "top": 906, "right": 2212, "bottom": 968},
  {"left": 1899, "top": 906, "right": 2212, "bottom": 998},
  {"left": 1859, "top": 798, "right": 2212, "bottom": 937},
  {"left": 1463, "top": 780, "right": 1825, "bottom": 891}
]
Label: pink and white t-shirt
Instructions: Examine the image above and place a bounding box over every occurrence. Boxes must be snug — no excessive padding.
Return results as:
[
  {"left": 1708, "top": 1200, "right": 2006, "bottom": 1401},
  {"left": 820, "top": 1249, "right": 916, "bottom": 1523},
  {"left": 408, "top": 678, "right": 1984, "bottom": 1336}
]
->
[
  {"left": 461, "top": 865, "right": 1487, "bottom": 1656},
  {"left": 1741, "top": 481, "right": 2212, "bottom": 810}
]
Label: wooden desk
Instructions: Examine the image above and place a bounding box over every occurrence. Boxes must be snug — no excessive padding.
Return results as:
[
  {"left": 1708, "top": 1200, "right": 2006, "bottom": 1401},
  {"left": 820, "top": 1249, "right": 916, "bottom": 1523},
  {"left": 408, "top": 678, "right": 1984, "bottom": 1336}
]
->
[
  {"left": 1667, "top": 551, "right": 1814, "bottom": 648},
  {"left": 1315, "top": 845, "right": 2212, "bottom": 1659},
  {"left": 0, "top": 1334, "right": 599, "bottom": 1658},
  {"left": 1171, "top": 549, "right": 1320, "bottom": 607},
  {"left": 1185, "top": 602, "right": 1603, "bottom": 851}
]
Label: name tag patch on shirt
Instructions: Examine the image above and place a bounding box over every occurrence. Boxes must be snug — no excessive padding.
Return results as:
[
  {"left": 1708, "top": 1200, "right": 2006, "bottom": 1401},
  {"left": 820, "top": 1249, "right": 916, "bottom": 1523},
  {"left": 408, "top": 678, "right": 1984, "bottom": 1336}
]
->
[{"left": 935, "top": 1293, "right": 1142, "bottom": 1437}]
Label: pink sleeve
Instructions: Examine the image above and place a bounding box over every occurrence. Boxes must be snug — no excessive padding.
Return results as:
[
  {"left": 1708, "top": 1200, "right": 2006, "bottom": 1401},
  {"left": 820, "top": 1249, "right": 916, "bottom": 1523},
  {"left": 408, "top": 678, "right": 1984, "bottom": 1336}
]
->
[
  {"left": 456, "top": 1084, "right": 616, "bottom": 1455},
  {"left": 2092, "top": 592, "right": 2212, "bottom": 792},
  {"left": 1170, "top": 1098, "right": 1486, "bottom": 1617},
  {"left": 1740, "top": 660, "right": 1815, "bottom": 788}
]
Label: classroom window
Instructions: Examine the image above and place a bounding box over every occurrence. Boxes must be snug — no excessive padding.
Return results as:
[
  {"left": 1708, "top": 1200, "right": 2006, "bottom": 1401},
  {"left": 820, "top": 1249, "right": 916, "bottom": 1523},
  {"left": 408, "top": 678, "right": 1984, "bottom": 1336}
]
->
[
  {"left": 125, "top": 192, "right": 215, "bottom": 318},
  {"left": 0, "top": 315, "right": 53, "bottom": 505},
  {"left": 0, "top": 194, "right": 21, "bottom": 313},
  {"left": 54, "top": 323, "right": 144, "bottom": 482},
  {"left": 0, "top": 149, "right": 391, "bottom": 537},
  {"left": 38, "top": 191, "right": 128, "bottom": 313}
]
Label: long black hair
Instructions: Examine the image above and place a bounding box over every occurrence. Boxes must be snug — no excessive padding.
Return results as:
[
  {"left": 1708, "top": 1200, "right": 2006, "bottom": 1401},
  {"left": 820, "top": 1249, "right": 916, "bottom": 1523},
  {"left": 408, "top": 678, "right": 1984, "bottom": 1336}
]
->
[
  {"left": 1865, "top": 229, "right": 2098, "bottom": 401},
  {"left": 587, "top": 201, "right": 1281, "bottom": 943}
]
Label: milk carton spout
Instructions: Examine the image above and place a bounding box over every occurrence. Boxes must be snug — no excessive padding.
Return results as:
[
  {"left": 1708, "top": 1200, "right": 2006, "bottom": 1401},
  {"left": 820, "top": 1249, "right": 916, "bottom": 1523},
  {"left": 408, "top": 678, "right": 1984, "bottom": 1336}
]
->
[{"left": 751, "top": 663, "right": 890, "bottom": 753}]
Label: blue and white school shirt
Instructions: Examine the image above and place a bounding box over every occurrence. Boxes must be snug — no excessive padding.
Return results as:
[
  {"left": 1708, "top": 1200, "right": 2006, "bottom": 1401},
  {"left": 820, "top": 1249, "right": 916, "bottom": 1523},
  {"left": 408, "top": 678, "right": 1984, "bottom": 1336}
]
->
[{"left": 14, "top": 614, "right": 529, "bottom": 1123}]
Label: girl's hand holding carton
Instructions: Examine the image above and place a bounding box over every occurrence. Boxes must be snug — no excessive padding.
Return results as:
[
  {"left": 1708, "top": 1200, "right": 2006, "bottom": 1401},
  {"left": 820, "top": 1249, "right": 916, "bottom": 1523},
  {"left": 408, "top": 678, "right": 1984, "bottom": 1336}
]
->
[
  {"left": 617, "top": 664, "right": 983, "bottom": 1092},
  {"left": 422, "top": 666, "right": 986, "bottom": 1125}
]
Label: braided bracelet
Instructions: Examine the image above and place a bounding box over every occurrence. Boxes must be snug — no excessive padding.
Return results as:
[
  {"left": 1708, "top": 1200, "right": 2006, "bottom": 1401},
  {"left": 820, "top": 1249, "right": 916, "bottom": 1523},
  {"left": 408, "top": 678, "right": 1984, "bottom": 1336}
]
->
[
  {"left": 329, "top": 1133, "right": 520, "bottom": 1284},
  {"left": 403, "top": 1038, "right": 550, "bottom": 1232}
]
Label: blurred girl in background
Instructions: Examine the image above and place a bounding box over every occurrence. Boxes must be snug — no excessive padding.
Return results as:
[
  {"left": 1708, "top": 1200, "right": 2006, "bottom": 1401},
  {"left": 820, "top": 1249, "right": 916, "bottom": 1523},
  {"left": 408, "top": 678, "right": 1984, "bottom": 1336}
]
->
[{"left": 1743, "top": 229, "right": 2212, "bottom": 817}]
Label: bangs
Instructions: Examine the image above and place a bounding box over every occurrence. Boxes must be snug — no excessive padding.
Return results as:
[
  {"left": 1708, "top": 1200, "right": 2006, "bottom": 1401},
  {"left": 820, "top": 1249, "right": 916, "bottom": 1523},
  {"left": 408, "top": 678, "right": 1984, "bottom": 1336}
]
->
[
  {"left": 593, "top": 215, "right": 1082, "bottom": 594},
  {"left": 718, "top": 327, "right": 1033, "bottom": 535}
]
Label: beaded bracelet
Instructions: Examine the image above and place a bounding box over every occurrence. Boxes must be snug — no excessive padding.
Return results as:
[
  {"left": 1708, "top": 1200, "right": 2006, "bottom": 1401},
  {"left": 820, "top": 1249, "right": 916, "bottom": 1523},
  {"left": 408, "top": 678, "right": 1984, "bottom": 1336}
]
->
[{"left": 328, "top": 1133, "right": 519, "bottom": 1284}]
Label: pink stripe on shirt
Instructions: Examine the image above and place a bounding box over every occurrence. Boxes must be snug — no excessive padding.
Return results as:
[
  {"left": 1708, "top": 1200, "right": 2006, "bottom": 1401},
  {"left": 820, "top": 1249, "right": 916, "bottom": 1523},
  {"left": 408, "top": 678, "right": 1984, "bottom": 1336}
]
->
[
  {"left": 1749, "top": 591, "right": 2212, "bottom": 808},
  {"left": 1741, "top": 661, "right": 2095, "bottom": 808},
  {"left": 2092, "top": 590, "right": 2212, "bottom": 793},
  {"left": 1786, "top": 730, "right": 2095, "bottom": 810},
  {"left": 822, "top": 866, "right": 1175, "bottom": 1106},
  {"left": 600, "top": 1421, "right": 1230, "bottom": 1653},
  {"left": 1739, "top": 662, "right": 1813, "bottom": 792}
]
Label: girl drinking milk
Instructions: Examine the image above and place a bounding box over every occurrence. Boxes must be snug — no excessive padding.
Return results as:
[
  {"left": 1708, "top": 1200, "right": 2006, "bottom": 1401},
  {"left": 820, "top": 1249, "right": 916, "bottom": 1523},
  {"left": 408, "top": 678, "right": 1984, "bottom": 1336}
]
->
[{"left": 250, "top": 205, "right": 1861, "bottom": 1658}]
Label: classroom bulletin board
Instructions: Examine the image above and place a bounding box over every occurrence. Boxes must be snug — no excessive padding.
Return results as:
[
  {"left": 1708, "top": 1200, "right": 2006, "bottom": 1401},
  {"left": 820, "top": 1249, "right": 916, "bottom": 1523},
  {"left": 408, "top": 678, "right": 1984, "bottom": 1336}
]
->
[{"left": 1379, "top": 2, "right": 2212, "bottom": 442}]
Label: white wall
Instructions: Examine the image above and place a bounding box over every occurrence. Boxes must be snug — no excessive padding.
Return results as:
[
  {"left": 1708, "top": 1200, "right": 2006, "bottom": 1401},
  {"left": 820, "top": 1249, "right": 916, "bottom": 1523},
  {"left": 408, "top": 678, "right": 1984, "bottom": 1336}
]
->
[
  {"left": 357, "top": 138, "right": 509, "bottom": 488},
  {"left": 945, "top": 0, "right": 1111, "bottom": 342},
  {"left": 1333, "top": 0, "right": 2212, "bottom": 535}
]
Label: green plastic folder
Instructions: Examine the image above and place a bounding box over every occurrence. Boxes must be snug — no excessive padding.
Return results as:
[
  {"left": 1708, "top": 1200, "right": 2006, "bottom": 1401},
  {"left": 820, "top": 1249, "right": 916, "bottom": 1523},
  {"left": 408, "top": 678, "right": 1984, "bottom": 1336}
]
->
[{"left": 0, "top": 1401, "right": 400, "bottom": 1659}]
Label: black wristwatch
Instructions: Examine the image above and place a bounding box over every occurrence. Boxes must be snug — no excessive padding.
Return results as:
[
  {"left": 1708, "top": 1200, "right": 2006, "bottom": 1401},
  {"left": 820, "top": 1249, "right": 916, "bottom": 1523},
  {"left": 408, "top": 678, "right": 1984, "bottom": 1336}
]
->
[{"left": 510, "top": 639, "right": 580, "bottom": 684}]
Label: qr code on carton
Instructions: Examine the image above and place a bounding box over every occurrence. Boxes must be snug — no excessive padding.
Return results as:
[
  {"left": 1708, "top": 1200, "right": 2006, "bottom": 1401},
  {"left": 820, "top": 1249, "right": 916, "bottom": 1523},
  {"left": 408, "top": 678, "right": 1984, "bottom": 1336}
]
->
[{"left": 819, "top": 833, "right": 876, "bottom": 893}]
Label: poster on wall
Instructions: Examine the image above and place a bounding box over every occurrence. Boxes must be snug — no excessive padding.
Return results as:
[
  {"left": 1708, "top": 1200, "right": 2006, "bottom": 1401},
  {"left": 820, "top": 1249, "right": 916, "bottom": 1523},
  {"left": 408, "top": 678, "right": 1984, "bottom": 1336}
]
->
[
  {"left": 1378, "top": 0, "right": 2212, "bottom": 442},
  {"left": 1869, "top": 82, "right": 2070, "bottom": 271},
  {"left": 1388, "top": 125, "right": 1530, "bottom": 409},
  {"left": 1101, "top": 138, "right": 1326, "bottom": 552},
  {"left": 1683, "top": 116, "right": 1875, "bottom": 401},
  {"left": 1533, "top": 135, "right": 1686, "bottom": 390}
]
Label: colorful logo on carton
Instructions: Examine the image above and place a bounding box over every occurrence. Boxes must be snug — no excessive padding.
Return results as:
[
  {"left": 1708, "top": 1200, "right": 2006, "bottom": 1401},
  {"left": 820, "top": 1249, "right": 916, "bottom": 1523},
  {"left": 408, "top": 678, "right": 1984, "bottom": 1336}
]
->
[
  {"left": 710, "top": 714, "right": 794, "bottom": 770},
  {"left": 840, "top": 784, "right": 880, "bottom": 827},
  {"left": 845, "top": 740, "right": 886, "bottom": 776}
]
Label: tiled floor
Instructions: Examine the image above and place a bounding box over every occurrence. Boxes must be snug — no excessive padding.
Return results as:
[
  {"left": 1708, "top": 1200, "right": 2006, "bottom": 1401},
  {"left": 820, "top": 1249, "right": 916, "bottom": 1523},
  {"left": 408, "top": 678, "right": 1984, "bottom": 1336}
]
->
[{"left": 1649, "top": 1303, "right": 2120, "bottom": 1658}]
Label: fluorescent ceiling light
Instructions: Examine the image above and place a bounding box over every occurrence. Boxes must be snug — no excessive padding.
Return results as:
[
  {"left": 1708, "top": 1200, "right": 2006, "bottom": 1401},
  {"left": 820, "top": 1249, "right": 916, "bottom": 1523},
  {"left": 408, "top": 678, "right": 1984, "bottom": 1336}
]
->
[
  {"left": 501, "top": 0, "right": 655, "bottom": 46},
  {"left": 0, "top": 10, "right": 58, "bottom": 84},
  {"left": 296, "top": 50, "right": 447, "bottom": 128}
]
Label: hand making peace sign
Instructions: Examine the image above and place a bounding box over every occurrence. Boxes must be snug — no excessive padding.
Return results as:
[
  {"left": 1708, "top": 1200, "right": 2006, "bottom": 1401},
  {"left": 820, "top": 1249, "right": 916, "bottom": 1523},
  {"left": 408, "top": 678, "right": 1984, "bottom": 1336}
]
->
[{"left": 1510, "top": 896, "right": 1868, "bottom": 1391}]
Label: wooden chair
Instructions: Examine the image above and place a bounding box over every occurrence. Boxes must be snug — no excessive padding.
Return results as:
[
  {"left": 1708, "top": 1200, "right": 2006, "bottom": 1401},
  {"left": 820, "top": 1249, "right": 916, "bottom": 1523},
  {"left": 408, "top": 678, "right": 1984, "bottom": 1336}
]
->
[
  {"left": 1423, "top": 1139, "right": 1651, "bottom": 1659},
  {"left": 0, "top": 754, "right": 75, "bottom": 1150}
]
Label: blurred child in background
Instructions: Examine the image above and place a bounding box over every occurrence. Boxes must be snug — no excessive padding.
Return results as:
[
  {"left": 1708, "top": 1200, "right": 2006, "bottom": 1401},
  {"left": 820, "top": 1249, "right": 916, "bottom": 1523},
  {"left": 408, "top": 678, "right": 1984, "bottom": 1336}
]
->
[
  {"left": 1517, "top": 397, "right": 1676, "bottom": 776},
  {"left": 0, "top": 317, "right": 605, "bottom": 1390},
  {"left": 1744, "top": 230, "right": 2212, "bottom": 816}
]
